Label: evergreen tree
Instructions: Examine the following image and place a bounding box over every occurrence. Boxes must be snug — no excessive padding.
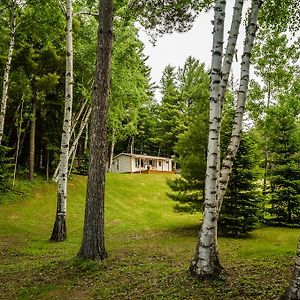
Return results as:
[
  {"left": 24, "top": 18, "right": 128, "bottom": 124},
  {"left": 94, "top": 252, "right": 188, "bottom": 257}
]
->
[
  {"left": 154, "top": 65, "right": 182, "bottom": 157},
  {"left": 218, "top": 133, "right": 261, "bottom": 237},
  {"left": 266, "top": 104, "right": 300, "bottom": 225},
  {"left": 167, "top": 58, "right": 210, "bottom": 212}
]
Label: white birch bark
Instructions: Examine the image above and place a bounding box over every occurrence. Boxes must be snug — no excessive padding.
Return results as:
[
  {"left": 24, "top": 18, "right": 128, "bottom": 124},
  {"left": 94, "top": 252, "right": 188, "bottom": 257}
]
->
[
  {"left": 283, "top": 237, "right": 300, "bottom": 299},
  {"left": 53, "top": 105, "right": 91, "bottom": 180},
  {"left": 219, "top": 0, "right": 244, "bottom": 108},
  {"left": 0, "top": 1, "right": 17, "bottom": 145},
  {"left": 68, "top": 106, "right": 91, "bottom": 175},
  {"left": 190, "top": 0, "right": 226, "bottom": 278},
  {"left": 70, "top": 98, "right": 88, "bottom": 137},
  {"left": 217, "top": 0, "right": 263, "bottom": 212},
  {"left": 50, "top": 0, "right": 73, "bottom": 241},
  {"left": 68, "top": 132, "right": 78, "bottom": 176},
  {"left": 216, "top": 0, "right": 245, "bottom": 197}
]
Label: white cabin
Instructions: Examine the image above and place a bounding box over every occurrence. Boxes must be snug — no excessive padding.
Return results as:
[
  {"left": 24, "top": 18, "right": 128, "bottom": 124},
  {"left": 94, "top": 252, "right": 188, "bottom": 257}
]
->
[{"left": 111, "top": 153, "right": 174, "bottom": 174}]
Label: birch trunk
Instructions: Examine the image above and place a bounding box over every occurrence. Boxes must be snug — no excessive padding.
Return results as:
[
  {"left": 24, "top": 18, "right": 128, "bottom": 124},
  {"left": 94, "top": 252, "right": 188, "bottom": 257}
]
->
[
  {"left": 29, "top": 96, "right": 36, "bottom": 181},
  {"left": 216, "top": 0, "right": 245, "bottom": 200},
  {"left": 217, "top": 0, "right": 263, "bottom": 212},
  {"left": 53, "top": 106, "right": 91, "bottom": 180},
  {"left": 283, "top": 237, "right": 300, "bottom": 300},
  {"left": 190, "top": 0, "right": 226, "bottom": 279},
  {"left": 50, "top": 0, "right": 73, "bottom": 242},
  {"left": 77, "top": 0, "right": 113, "bottom": 260},
  {"left": 70, "top": 98, "right": 88, "bottom": 138},
  {"left": 0, "top": 1, "right": 17, "bottom": 145},
  {"left": 68, "top": 135, "right": 78, "bottom": 176}
]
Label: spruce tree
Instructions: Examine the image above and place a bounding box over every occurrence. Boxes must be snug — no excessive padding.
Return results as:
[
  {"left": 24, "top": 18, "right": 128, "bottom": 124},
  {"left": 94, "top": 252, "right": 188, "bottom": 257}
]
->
[
  {"left": 267, "top": 104, "right": 300, "bottom": 225},
  {"left": 218, "top": 133, "right": 261, "bottom": 237}
]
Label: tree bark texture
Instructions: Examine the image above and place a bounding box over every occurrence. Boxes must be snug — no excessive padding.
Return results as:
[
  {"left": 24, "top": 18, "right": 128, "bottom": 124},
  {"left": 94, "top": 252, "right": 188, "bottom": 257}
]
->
[
  {"left": 283, "top": 238, "right": 300, "bottom": 300},
  {"left": 77, "top": 0, "right": 113, "bottom": 260},
  {"left": 190, "top": 0, "right": 226, "bottom": 279},
  {"left": 217, "top": 0, "right": 263, "bottom": 212},
  {"left": 0, "top": 1, "right": 17, "bottom": 145},
  {"left": 216, "top": 0, "right": 245, "bottom": 201},
  {"left": 50, "top": 0, "right": 73, "bottom": 242}
]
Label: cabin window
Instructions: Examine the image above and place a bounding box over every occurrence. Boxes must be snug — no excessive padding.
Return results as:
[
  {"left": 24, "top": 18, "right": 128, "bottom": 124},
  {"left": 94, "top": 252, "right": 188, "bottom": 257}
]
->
[
  {"left": 117, "top": 159, "right": 119, "bottom": 170},
  {"left": 158, "top": 161, "right": 162, "bottom": 167},
  {"left": 135, "top": 158, "right": 140, "bottom": 167}
]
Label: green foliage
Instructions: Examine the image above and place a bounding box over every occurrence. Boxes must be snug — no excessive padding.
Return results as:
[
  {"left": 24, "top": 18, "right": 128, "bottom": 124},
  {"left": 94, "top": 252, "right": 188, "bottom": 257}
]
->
[
  {"left": 259, "top": 0, "right": 300, "bottom": 33},
  {"left": 219, "top": 133, "right": 262, "bottom": 237},
  {"left": 166, "top": 57, "right": 209, "bottom": 209},
  {"left": 109, "top": 19, "right": 153, "bottom": 155},
  {"left": 266, "top": 104, "right": 300, "bottom": 225},
  {"left": 0, "top": 145, "right": 12, "bottom": 193},
  {"left": 129, "top": 0, "right": 212, "bottom": 42},
  {"left": 75, "top": 152, "right": 90, "bottom": 175}
]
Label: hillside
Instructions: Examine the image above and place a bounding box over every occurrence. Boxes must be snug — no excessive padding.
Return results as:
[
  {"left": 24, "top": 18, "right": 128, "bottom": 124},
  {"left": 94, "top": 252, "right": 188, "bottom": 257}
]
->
[{"left": 0, "top": 174, "right": 299, "bottom": 299}]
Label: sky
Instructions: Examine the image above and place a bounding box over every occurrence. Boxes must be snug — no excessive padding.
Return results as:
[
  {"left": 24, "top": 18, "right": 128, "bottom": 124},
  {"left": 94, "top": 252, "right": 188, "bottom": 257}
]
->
[{"left": 138, "top": 2, "right": 249, "bottom": 101}]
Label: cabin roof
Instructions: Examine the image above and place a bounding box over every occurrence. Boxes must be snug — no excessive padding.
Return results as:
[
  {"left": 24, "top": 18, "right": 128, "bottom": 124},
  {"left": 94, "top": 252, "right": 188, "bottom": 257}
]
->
[{"left": 113, "top": 152, "right": 173, "bottom": 161}]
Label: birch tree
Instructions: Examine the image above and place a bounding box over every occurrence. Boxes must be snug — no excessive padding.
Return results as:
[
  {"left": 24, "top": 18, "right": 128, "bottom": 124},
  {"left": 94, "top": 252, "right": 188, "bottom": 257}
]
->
[
  {"left": 189, "top": 0, "right": 226, "bottom": 278},
  {"left": 50, "top": 0, "right": 73, "bottom": 242},
  {"left": 77, "top": 0, "right": 113, "bottom": 260},
  {"left": 190, "top": 0, "right": 263, "bottom": 278},
  {"left": 0, "top": 0, "right": 17, "bottom": 145}
]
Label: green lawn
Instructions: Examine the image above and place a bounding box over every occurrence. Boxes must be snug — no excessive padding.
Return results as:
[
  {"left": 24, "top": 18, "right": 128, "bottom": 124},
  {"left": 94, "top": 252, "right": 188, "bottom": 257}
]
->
[{"left": 0, "top": 174, "right": 299, "bottom": 299}]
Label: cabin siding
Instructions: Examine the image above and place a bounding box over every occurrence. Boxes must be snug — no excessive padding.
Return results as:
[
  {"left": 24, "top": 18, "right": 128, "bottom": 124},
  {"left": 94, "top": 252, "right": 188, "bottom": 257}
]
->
[
  {"left": 111, "top": 155, "right": 131, "bottom": 173},
  {"left": 112, "top": 153, "right": 174, "bottom": 173}
]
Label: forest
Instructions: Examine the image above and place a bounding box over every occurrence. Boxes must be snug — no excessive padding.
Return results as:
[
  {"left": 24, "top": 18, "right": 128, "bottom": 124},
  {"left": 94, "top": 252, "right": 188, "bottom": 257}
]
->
[{"left": 0, "top": 0, "right": 300, "bottom": 299}]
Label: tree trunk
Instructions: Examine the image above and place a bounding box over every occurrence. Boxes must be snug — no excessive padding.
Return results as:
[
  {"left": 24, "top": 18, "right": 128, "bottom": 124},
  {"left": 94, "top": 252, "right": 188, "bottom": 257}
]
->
[
  {"left": 77, "top": 0, "right": 113, "bottom": 260},
  {"left": 131, "top": 135, "right": 135, "bottom": 154},
  {"left": 50, "top": 0, "right": 73, "bottom": 242},
  {"left": 190, "top": 0, "right": 226, "bottom": 279},
  {"left": 108, "top": 127, "right": 116, "bottom": 172},
  {"left": 84, "top": 122, "right": 89, "bottom": 153},
  {"left": 217, "top": 0, "right": 263, "bottom": 212},
  {"left": 70, "top": 98, "right": 88, "bottom": 138},
  {"left": 216, "top": 0, "right": 245, "bottom": 202},
  {"left": 282, "top": 238, "right": 300, "bottom": 300},
  {"left": 29, "top": 96, "right": 36, "bottom": 181},
  {"left": 0, "top": 1, "right": 17, "bottom": 145},
  {"left": 53, "top": 106, "right": 91, "bottom": 180},
  {"left": 13, "top": 96, "right": 24, "bottom": 187},
  {"left": 68, "top": 135, "right": 78, "bottom": 176}
]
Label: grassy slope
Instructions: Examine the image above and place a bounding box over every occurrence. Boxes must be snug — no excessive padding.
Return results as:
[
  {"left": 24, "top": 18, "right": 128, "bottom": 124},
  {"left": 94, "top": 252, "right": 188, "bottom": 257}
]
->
[{"left": 0, "top": 174, "right": 299, "bottom": 299}]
